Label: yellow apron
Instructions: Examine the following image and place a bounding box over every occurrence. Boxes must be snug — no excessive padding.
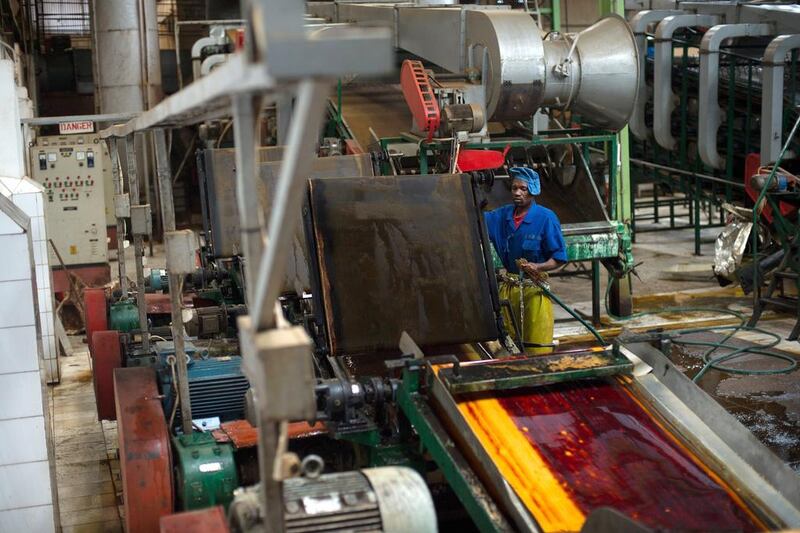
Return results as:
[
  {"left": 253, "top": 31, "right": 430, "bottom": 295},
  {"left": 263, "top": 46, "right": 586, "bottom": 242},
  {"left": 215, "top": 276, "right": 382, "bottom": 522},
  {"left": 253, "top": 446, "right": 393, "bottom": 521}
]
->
[{"left": 499, "top": 278, "right": 554, "bottom": 355}]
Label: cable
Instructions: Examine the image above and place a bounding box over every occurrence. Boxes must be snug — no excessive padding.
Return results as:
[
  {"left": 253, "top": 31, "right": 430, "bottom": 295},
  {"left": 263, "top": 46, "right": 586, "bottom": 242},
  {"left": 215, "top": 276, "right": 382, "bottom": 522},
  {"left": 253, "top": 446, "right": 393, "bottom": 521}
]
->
[
  {"left": 507, "top": 270, "right": 606, "bottom": 346},
  {"left": 540, "top": 283, "right": 606, "bottom": 345},
  {"left": 603, "top": 275, "right": 797, "bottom": 382}
]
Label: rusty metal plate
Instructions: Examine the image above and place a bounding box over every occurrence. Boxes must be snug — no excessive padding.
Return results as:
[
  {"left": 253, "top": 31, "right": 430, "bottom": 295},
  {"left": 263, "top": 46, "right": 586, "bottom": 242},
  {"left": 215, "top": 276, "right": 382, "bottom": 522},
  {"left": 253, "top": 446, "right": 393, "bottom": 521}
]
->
[
  {"left": 145, "top": 293, "right": 193, "bottom": 314},
  {"left": 115, "top": 367, "right": 173, "bottom": 533},
  {"left": 213, "top": 420, "right": 326, "bottom": 447},
  {"left": 91, "top": 330, "right": 121, "bottom": 421},
  {"left": 308, "top": 174, "right": 498, "bottom": 355},
  {"left": 200, "top": 147, "right": 374, "bottom": 294},
  {"left": 160, "top": 506, "right": 230, "bottom": 533},
  {"left": 482, "top": 171, "right": 608, "bottom": 225},
  {"left": 84, "top": 287, "right": 108, "bottom": 354}
]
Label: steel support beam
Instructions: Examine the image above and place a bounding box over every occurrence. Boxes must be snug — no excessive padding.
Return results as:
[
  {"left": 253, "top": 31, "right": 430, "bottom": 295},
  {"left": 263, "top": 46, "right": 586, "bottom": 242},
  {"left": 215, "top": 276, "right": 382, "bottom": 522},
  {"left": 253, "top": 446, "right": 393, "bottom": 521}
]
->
[
  {"left": 126, "top": 134, "right": 149, "bottom": 353},
  {"left": 108, "top": 137, "right": 128, "bottom": 296},
  {"left": 154, "top": 129, "right": 193, "bottom": 434},
  {"left": 601, "top": 0, "right": 634, "bottom": 317},
  {"left": 231, "top": 94, "right": 265, "bottom": 305},
  {"left": 251, "top": 80, "right": 332, "bottom": 331},
  {"left": 21, "top": 112, "right": 137, "bottom": 126}
]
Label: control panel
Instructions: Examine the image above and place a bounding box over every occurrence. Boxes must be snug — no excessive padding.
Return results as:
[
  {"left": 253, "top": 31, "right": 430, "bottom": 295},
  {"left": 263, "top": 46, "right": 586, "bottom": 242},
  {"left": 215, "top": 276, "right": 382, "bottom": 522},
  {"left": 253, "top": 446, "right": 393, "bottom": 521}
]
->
[{"left": 30, "top": 134, "right": 109, "bottom": 266}]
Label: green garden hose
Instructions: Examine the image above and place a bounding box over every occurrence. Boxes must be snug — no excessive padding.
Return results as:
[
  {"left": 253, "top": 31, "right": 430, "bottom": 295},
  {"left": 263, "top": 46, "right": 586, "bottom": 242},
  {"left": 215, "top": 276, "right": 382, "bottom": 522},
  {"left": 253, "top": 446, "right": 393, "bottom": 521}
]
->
[{"left": 604, "top": 276, "right": 797, "bottom": 382}]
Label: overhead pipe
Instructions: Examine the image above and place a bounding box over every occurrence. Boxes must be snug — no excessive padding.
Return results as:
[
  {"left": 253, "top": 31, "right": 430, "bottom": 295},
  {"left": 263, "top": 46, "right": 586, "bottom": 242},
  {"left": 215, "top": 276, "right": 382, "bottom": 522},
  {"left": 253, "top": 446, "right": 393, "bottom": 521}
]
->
[
  {"left": 629, "top": 9, "right": 682, "bottom": 140},
  {"left": 760, "top": 34, "right": 800, "bottom": 166},
  {"left": 653, "top": 14, "right": 720, "bottom": 151},
  {"left": 698, "top": 23, "right": 774, "bottom": 169}
]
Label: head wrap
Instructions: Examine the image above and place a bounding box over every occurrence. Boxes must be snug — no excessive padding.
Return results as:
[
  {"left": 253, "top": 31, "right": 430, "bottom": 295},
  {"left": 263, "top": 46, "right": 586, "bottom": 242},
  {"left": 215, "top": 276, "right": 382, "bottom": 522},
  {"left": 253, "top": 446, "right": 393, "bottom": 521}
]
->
[{"left": 508, "top": 166, "right": 541, "bottom": 196}]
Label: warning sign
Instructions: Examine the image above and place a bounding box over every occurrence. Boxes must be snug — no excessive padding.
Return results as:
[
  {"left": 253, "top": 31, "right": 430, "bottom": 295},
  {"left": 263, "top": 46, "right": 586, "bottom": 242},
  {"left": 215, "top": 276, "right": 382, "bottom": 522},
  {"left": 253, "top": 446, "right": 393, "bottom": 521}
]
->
[{"left": 59, "top": 121, "right": 95, "bottom": 135}]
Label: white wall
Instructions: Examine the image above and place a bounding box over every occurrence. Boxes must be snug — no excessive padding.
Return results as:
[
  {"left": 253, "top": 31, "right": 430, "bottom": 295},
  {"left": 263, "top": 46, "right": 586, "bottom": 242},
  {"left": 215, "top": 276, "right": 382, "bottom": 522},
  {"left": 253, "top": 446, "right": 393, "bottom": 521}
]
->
[
  {"left": 0, "top": 60, "right": 25, "bottom": 180},
  {"left": 0, "top": 55, "right": 58, "bottom": 384},
  {"left": 0, "top": 196, "right": 57, "bottom": 532},
  {"left": 0, "top": 178, "right": 58, "bottom": 383}
]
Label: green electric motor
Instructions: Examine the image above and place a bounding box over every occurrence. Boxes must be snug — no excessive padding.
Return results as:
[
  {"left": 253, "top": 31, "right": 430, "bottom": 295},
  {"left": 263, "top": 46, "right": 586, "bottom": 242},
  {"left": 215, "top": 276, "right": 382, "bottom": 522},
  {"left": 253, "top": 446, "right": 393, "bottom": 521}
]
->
[
  {"left": 109, "top": 299, "right": 139, "bottom": 332},
  {"left": 173, "top": 432, "right": 239, "bottom": 511}
]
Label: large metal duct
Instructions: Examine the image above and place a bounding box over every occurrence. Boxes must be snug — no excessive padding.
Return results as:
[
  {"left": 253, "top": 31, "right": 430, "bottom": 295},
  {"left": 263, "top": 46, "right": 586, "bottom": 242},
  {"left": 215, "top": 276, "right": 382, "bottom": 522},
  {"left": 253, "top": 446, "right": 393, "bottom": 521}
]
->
[
  {"left": 92, "top": 0, "right": 163, "bottom": 113},
  {"left": 761, "top": 34, "right": 800, "bottom": 165},
  {"left": 321, "top": 6, "right": 639, "bottom": 129},
  {"left": 465, "top": 11, "right": 639, "bottom": 129},
  {"left": 698, "top": 23, "right": 774, "bottom": 169}
]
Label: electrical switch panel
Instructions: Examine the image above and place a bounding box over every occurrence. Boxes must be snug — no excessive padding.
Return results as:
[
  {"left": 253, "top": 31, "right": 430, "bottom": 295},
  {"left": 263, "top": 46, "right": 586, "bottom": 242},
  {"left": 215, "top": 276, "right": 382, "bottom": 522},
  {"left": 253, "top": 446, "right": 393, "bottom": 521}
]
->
[{"left": 30, "top": 134, "right": 109, "bottom": 266}]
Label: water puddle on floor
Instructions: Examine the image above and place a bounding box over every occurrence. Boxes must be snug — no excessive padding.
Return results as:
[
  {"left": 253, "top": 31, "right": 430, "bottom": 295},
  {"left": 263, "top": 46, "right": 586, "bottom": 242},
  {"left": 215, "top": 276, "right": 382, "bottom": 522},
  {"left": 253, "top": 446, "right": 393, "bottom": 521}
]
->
[{"left": 667, "top": 333, "right": 800, "bottom": 472}]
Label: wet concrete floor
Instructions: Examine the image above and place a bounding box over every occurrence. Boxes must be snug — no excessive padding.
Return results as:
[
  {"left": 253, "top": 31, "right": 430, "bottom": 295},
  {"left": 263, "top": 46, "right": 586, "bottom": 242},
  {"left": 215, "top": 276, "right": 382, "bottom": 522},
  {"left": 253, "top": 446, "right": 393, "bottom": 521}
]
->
[{"left": 666, "top": 332, "right": 800, "bottom": 472}]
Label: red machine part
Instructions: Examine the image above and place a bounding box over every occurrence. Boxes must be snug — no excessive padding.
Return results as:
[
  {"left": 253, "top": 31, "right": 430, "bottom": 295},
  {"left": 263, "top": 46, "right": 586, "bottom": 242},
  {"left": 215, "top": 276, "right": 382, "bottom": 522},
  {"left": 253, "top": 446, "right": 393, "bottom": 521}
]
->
[
  {"left": 115, "top": 367, "right": 173, "bottom": 533},
  {"left": 457, "top": 145, "right": 511, "bottom": 172},
  {"left": 52, "top": 264, "right": 111, "bottom": 295},
  {"left": 744, "top": 152, "right": 797, "bottom": 223},
  {"left": 91, "top": 330, "right": 122, "bottom": 421},
  {"left": 212, "top": 420, "right": 326, "bottom": 449},
  {"left": 145, "top": 292, "right": 194, "bottom": 314},
  {"left": 401, "top": 59, "right": 440, "bottom": 141},
  {"left": 160, "top": 506, "right": 230, "bottom": 533},
  {"left": 84, "top": 287, "right": 108, "bottom": 354}
]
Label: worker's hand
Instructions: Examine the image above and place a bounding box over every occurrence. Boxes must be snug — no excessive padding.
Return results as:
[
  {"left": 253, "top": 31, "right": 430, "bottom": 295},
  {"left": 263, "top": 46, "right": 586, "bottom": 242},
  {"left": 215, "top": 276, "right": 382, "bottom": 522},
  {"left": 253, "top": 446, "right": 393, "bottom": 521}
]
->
[{"left": 517, "top": 259, "right": 540, "bottom": 278}]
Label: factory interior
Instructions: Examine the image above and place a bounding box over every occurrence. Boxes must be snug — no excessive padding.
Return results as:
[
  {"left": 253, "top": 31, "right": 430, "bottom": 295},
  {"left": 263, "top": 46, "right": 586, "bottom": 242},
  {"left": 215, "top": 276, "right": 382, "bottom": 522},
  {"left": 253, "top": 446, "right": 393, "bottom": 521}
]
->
[{"left": 1, "top": 0, "right": 800, "bottom": 531}]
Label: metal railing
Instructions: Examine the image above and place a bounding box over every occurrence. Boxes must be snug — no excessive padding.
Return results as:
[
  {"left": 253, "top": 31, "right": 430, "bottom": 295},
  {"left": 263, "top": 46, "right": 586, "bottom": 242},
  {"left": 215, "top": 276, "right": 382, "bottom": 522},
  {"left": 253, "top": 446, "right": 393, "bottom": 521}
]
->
[{"left": 631, "top": 30, "right": 799, "bottom": 255}]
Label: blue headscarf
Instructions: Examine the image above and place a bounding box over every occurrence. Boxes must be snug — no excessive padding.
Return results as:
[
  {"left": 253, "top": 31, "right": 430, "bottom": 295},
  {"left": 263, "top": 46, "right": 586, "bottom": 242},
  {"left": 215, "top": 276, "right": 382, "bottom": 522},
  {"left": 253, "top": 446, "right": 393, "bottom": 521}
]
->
[{"left": 508, "top": 167, "right": 541, "bottom": 196}]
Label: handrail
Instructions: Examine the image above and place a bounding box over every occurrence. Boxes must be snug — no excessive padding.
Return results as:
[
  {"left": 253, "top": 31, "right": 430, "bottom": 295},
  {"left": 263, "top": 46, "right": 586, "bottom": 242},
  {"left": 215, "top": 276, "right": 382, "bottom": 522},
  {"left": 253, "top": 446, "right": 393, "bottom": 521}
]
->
[{"left": 750, "top": 112, "right": 800, "bottom": 314}]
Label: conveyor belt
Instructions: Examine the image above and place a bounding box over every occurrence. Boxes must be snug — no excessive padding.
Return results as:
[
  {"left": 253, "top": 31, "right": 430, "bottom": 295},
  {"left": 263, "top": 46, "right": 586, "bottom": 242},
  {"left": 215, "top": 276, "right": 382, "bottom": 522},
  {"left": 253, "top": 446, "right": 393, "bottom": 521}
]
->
[{"left": 456, "top": 377, "right": 765, "bottom": 531}]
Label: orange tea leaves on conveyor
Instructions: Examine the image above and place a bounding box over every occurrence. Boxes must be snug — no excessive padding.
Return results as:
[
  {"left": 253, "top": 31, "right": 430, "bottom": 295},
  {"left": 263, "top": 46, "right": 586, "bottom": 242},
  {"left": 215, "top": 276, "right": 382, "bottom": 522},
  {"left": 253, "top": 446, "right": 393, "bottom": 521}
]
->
[{"left": 458, "top": 378, "right": 764, "bottom": 532}]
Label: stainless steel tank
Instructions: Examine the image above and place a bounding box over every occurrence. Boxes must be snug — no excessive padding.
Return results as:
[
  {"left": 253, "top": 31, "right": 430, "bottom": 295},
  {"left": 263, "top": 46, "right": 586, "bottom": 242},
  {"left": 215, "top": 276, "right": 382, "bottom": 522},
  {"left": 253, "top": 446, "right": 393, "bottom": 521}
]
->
[{"left": 92, "top": 0, "right": 162, "bottom": 113}]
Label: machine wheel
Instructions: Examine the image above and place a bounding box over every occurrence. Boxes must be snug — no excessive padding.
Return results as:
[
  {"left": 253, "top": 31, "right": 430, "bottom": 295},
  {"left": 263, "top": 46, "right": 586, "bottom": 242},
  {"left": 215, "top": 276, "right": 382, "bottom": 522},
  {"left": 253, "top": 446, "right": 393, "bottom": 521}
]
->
[
  {"left": 115, "top": 366, "right": 174, "bottom": 532},
  {"left": 91, "top": 330, "right": 122, "bottom": 421},
  {"left": 84, "top": 287, "right": 108, "bottom": 353}
]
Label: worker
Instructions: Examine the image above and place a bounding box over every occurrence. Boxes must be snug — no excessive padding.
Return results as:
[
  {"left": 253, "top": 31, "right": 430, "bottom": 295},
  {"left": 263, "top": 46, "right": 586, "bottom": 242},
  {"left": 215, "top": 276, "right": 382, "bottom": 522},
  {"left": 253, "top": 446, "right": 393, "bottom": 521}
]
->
[{"left": 484, "top": 167, "right": 567, "bottom": 353}]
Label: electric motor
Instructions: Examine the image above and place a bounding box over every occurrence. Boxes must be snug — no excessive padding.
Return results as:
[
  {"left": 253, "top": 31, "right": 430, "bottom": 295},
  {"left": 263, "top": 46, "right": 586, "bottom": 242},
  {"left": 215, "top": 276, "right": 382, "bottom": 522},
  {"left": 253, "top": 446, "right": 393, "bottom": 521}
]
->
[{"left": 229, "top": 466, "right": 437, "bottom": 533}]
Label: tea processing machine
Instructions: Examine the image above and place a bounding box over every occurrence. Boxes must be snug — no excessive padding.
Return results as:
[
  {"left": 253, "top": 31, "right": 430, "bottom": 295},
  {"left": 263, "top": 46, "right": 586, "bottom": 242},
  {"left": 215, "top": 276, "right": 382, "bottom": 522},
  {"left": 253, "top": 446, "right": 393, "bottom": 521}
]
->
[{"left": 85, "top": 2, "right": 800, "bottom": 532}]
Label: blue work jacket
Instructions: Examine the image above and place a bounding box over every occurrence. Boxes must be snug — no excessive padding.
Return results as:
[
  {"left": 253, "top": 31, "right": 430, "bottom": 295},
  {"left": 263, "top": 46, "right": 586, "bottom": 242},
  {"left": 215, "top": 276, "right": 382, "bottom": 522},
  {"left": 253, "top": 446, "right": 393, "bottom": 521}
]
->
[{"left": 484, "top": 203, "right": 567, "bottom": 274}]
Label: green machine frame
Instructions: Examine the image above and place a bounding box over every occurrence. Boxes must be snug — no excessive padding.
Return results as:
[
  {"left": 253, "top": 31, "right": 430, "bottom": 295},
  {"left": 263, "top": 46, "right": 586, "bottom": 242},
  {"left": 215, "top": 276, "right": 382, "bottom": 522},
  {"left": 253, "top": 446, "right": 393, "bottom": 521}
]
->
[{"left": 378, "top": 127, "right": 634, "bottom": 322}]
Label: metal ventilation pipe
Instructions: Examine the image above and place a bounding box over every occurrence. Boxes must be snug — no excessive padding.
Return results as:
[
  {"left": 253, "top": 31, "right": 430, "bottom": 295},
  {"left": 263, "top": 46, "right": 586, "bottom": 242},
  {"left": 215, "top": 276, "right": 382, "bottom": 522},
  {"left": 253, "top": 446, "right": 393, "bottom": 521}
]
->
[
  {"left": 761, "top": 34, "right": 800, "bottom": 166},
  {"left": 629, "top": 10, "right": 682, "bottom": 140},
  {"left": 698, "top": 23, "right": 774, "bottom": 169},
  {"left": 92, "top": 0, "right": 163, "bottom": 113},
  {"left": 652, "top": 14, "right": 720, "bottom": 151}
]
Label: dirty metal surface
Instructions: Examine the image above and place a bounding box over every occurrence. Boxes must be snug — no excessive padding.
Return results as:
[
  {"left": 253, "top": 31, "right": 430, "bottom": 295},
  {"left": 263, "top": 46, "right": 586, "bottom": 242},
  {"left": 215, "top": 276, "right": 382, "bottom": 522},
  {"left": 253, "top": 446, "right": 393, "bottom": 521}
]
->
[
  {"left": 52, "top": 264, "right": 111, "bottom": 295},
  {"left": 212, "top": 420, "right": 326, "bottom": 449},
  {"left": 91, "top": 330, "right": 122, "bottom": 421},
  {"left": 160, "top": 505, "right": 230, "bottom": 533},
  {"left": 115, "top": 367, "right": 173, "bottom": 533},
  {"left": 450, "top": 376, "right": 766, "bottom": 532},
  {"left": 439, "top": 349, "right": 632, "bottom": 395},
  {"left": 201, "top": 146, "right": 374, "bottom": 294},
  {"left": 482, "top": 172, "right": 608, "bottom": 226},
  {"left": 84, "top": 287, "right": 108, "bottom": 354},
  {"left": 308, "top": 174, "right": 498, "bottom": 355},
  {"left": 145, "top": 292, "right": 193, "bottom": 314}
]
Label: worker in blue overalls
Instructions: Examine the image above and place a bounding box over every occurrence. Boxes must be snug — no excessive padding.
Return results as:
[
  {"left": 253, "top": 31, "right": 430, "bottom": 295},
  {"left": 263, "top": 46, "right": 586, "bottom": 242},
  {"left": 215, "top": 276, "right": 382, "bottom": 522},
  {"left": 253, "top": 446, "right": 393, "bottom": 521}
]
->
[{"left": 484, "top": 167, "right": 567, "bottom": 353}]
